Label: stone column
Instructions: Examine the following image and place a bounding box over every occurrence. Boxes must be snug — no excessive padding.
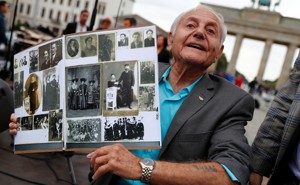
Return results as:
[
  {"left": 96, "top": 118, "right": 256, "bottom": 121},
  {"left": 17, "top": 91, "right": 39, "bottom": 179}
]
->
[
  {"left": 276, "top": 44, "right": 297, "bottom": 89},
  {"left": 256, "top": 39, "right": 273, "bottom": 83},
  {"left": 226, "top": 34, "right": 243, "bottom": 75}
]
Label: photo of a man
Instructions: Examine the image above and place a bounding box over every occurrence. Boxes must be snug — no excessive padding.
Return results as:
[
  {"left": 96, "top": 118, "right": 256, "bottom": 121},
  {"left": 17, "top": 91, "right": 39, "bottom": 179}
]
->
[
  {"left": 81, "top": 35, "right": 97, "bottom": 57},
  {"left": 39, "top": 44, "right": 51, "bottom": 71},
  {"left": 118, "top": 33, "right": 128, "bottom": 47},
  {"left": 144, "top": 29, "right": 155, "bottom": 47},
  {"left": 130, "top": 31, "right": 143, "bottom": 49},
  {"left": 50, "top": 40, "right": 62, "bottom": 66},
  {"left": 66, "top": 38, "right": 80, "bottom": 58}
]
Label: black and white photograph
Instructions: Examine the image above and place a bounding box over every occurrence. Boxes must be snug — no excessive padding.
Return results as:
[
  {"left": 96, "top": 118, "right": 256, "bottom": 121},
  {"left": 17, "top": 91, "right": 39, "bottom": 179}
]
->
[
  {"left": 33, "top": 114, "right": 49, "bottom": 130},
  {"left": 80, "top": 34, "right": 97, "bottom": 57},
  {"left": 103, "top": 116, "right": 144, "bottom": 141},
  {"left": 102, "top": 61, "right": 139, "bottom": 115},
  {"left": 144, "top": 29, "right": 155, "bottom": 47},
  {"left": 130, "top": 31, "right": 143, "bottom": 49},
  {"left": 24, "top": 73, "right": 42, "bottom": 115},
  {"left": 67, "top": 118, "right": 101, "bottom": 142},
  {"left": 29, "top": 49, "right": 39, "bottom": 73},
  {"left": 98, "top": 33, "right": 115, "bottom": 62},
  {"left": 66, "top": 37, "right": 80, "bottom": 59},
  {"left": 140, "top": 61, "right": 155, "bottom": 84},
  {"left": 43, "top": 68, "right": 60, "bottom": 111},
  {"left": 117, "top": 32, "right": 129, "bottom": 47},
  {"left": 138, "top": 86, "right": 156, "bottom": 111},
  {"left": 48, "top": 110, "right": 63, "bottom": 141},
  {"left": 39, "top": 43, "right": 51, "bottom": 71},
  {"left": 66, "top": 64, "right": 100, "bottom": 118},
  {"left": 14, "top": 71, "right": 24, "bottom": 108},
  {"left": 50, "top": 39, "right": 63, "bottom": 67},
  {"left": 20, "top": 116, "right": 33, "bottom": 131}
]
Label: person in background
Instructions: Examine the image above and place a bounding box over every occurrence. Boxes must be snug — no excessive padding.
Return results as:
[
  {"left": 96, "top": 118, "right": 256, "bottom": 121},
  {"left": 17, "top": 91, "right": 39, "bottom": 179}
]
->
[
  {"left": 0, "top": 1, "right": 8, "bottom": 47},
  {"left": 250, "top": 51, "right": 300, "bottom": 185},
  {"left": 234, "top": 75, "right": 243, "bottom": 87},
  {"left": 96, "top": 17, "right": 111, "bottom": 30},
  {"left": 157, "top": 34, "right": 171, "bottom": 64},
  {"left": 123, "top": 17, "right": 137, "bottom": 28},
  {"left": 62, "top": 10, "right": 90, "bottom": 35}
]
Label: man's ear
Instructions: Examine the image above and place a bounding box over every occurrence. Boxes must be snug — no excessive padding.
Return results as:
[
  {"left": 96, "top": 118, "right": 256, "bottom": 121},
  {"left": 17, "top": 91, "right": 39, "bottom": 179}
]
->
[
  {"left": 168, "top": 32, "right": 173, "bottom": 51},
  {"left": 215, "top": 45, "right": 224, "bottom": 62}
]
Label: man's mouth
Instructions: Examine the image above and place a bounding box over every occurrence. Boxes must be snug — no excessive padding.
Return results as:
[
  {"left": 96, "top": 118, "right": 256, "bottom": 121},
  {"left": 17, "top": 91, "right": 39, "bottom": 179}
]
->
[{"left": 187, "top": 44, "right": 206, "bottom": 51}]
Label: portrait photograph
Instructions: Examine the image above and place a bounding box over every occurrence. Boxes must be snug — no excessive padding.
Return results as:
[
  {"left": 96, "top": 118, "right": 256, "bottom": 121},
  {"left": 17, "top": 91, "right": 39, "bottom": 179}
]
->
[
  {"left": 117, "top": 31, "right": 129, "bottom": 48},
  {"left": 24, "top": 73, "right": 42, "bottom": 115},
  {"left": 29, "top": 49, "right": 39, "bottom": 73},
  {"left": 33, "top": 114, "right": 49, "bottom": 130},
  {"left": 144, "top": 29, "right": 155, "bottom": 47},
  {"left": 103, "top": 116, "right": 144, "bottom": 141},
  {"left": 66, "top": 37, "right": 80, "bottom": 59},
  {"left": 50, "top": 39, "right": 63, "bottom": 67},
  {"left": 80, "top": 34, "right": 97, "bottom": 57},
  {"left": 39, "top": 43, "right": 51, "bottom": 71},
  {"left": 48, "top": 109, "right": 63, "bottom": 141},
  {"left": 14, "top": 71, "right": 24, "bottom": 108},
  {"left": 43, "top": 67, "right": 60, "bottom": 111},
  {"left": 102, "top": 61, "right": 139, "bottom": 116},
  {"left": 140, "top": 61, "right": 155, "bottom": 84},
  {"left": 98, "top": 33, "right": 115, "bottom": 62},
  {"left": 67, "top": 118, "right": 101, "bottom": 143},
  {"left": 130, "top": 31, "right": 143, "bottom": 49},
  {"left": 138, "top": 86, "right": 156, "bottom": 111},
  {"left": 66, "top": 64, "right": 101, "bottom": 118}
]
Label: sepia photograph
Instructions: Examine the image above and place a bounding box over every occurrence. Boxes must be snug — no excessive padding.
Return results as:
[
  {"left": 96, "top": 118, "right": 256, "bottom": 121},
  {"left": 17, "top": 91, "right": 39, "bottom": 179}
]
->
[
  {"left": 39, "top": 43, "right": 51, "bottom": 71},
  {"left": 50, "top": 39, "right": 63, "bottom": 67},
  {"left": 67, "top": 118, "right": 101, "bottom": 142},
  {"left": 80, "top": 34, "right": 97, "bottom": 57},
  {"left": 33, "top": 114, "right": 49, "bottom": 130},
  {"left": 66, "top": 64, "right": 101, "bottom": 118},
  {"left": 130, "top": 31, "right": 143, "bottom": 49},
  {"left": 102, "top": 61, "right": 139, "bottom": 116},
  {"left": 29, "top": 49, "right": 39, "bottom": 73},
  {"left": 103, "top": 116, "right": 144, "bottom": 141},
  {"left": 14, "top": 71, "right": 24, "bottom": 108},
  {"left": 138, "top": 86, "right": 156, "bottom": 111},
  {"left": 24, "top": 73, "right": 42, "bottom": 115},
  {"left": 98, "top": 33, "right": 115, "bottom": 62},
  {"left": 140, "top": 61, "right": 155, "bottom": 84},
  {"left": 43, "top": 67, "right": 60, "bottom": 111},
  {"left": 66, "top": 37, "right": 80, "bottom": 59},
  {"left": 48, "top": 110, "right": 63, "bottom": 141}
]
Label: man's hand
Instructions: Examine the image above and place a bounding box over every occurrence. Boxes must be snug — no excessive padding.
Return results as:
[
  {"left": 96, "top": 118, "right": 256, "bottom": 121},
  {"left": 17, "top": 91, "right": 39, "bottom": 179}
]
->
[
  {"left": 249, "top": 172, "right": 263, "bottom": 185},
  {"left": 87, "top": 144, "right": 141, "bottom": 180},
  {"left": 9, "top": 113, "right": 18, "bottom": 135}
]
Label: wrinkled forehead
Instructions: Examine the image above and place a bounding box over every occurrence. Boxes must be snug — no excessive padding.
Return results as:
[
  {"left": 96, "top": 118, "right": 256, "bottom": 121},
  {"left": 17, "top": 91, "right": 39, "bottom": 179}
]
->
[{"left": 181, "top": 7, "right": 220, "bottom": 26}]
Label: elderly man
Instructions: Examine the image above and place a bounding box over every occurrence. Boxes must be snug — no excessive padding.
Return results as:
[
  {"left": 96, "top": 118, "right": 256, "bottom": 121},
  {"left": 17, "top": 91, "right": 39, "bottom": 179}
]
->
[{"left": 9, "top": 5, "right": 254, "bottom": 185}]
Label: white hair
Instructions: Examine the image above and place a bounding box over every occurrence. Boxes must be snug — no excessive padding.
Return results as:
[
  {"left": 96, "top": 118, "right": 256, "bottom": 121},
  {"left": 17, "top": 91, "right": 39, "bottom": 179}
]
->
[{"left": 170, "top": 4, "right": 227, "bottom": 46}]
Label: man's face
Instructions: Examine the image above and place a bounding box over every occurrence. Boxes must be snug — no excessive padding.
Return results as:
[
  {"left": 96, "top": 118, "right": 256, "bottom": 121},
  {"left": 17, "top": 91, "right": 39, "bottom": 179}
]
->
[
  {"left": 169, "top": 7, "right": 224, "bottom": 67},
  {"left": 0, "top": 3, "right": 8, "bottom": 14},
  {"left": 44, "top": 50, "right": 49, "bottom": 62},
  {"left": 86, "top": 38, "right": 92, "bottom": 49},
  {"left": 133, "top": 34, "right": 140, "bottom": 42},
  {"left": 147, "top": 31, "right": 153, "bottom": 39},
  {"left": 124, "top": 65, "right": 130, "bottom": 72},
  {"left": 80, "top": 12, "right": 89, "bottom": 25},
  {"left": 120, "top": 34, "right": 125, "bottom": 40},
  {"left": 123, "top": 20, "right": 131, "bottom": 28},
  {"left": 51, "top": 44, "right": 57, "bottom": 56},
  {"left": 111, "top": 75, "right": 116, "bottom": 81}
]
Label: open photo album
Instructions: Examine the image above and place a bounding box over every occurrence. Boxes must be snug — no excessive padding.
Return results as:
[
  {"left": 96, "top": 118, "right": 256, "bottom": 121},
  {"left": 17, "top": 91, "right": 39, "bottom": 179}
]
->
[{"left": 13, "top": 26, "right": 161, "bottom": 154}]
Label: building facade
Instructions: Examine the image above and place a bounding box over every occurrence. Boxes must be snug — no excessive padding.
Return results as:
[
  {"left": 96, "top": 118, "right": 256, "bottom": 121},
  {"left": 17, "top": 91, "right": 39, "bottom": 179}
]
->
[{"left": 7, "top": 0, "right": 134, "bottom": 36}]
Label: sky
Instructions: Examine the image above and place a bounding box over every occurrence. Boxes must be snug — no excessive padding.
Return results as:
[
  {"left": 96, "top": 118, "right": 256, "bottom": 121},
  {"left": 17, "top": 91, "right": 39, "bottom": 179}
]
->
[{"left": 132, "top": 0, "right": 300, "bottom": 82}]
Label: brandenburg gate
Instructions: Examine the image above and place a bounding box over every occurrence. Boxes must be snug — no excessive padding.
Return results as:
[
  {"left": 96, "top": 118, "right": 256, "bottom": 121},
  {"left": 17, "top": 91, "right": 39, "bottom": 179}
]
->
[{"left": 204, "top": 3, "right": 300, "bottom": 89}]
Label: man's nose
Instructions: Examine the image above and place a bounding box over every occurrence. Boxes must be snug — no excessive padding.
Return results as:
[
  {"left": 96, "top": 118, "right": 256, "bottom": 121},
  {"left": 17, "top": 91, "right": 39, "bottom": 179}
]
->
[{"left": 194, "top": 27, "right": 205, "bottom": 40}]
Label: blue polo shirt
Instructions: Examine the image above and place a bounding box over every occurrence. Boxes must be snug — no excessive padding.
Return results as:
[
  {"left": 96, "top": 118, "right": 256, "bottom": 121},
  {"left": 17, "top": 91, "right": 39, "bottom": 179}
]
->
[{"left": 117, "top": 67, "right": 238, "bottom": 184}]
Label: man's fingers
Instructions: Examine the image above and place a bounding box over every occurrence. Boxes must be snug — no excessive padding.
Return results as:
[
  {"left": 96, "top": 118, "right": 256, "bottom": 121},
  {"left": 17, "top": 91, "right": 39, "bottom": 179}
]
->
[
  {"left": 10, "top": 113, "right": 17, "bottom": 122},
  {"left": 92, "top": 164, "right": 110, "bottom": 180}
]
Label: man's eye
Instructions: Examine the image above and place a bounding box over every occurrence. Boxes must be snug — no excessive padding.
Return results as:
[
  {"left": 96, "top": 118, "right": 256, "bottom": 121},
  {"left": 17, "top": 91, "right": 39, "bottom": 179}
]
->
[
  {"left": 186, "top": 24, "right": 195, "bottom": 28},
  {"left": 207, "top": 29, "right": 215, "bottom": 34}
]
